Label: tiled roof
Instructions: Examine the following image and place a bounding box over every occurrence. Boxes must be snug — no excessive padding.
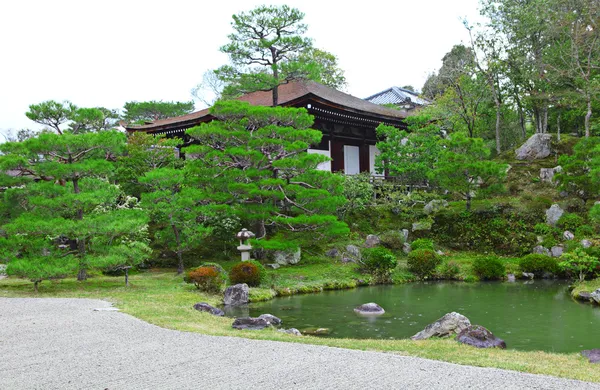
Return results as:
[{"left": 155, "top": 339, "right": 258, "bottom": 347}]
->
[
  {"left": 128, "top": 81, "right": 407, "bottom": 132},
  {"left": 365, "top": 87, "right": 430, "bottom": 107}
]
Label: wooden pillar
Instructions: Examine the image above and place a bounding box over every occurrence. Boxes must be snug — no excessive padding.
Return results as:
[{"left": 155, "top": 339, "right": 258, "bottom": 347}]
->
[
  {"left": 359, "top": 143, "right": 369, "bottom": 173},
  {"left": 330, "top": 140, "right": 344, "bottom": 172}
]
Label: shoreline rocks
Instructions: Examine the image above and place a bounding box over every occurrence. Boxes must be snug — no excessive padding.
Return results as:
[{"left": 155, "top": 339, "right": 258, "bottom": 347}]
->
[
  {"left": 224, "top": 283, "right": 249, "bottom": 306},
  {"left": 581, "top": 349, "right": 600, "bottom": 363},
  {"left": 193, "top": 302, "right": 225, "bottom": 317},
  {"left": 411, "top": 312, "right": 471, "bottom": 340},
  {"left": 456, "top": 325, "right": 506, "bottom": 349}
]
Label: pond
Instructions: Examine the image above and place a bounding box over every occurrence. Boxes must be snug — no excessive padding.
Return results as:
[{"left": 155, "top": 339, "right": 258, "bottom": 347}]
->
[{"left": 234, "top": 281, "right": 600, "bottom": 353}]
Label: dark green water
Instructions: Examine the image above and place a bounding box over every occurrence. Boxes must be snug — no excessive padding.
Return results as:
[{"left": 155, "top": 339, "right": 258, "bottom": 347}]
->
[{"left": 245, "top": 281, "right": 600, "bottom": 353}]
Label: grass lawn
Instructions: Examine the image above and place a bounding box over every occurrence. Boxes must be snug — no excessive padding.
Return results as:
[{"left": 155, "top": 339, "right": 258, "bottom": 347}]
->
[{"left": 1, "top": 267, "right": 599, "bottom": 383}]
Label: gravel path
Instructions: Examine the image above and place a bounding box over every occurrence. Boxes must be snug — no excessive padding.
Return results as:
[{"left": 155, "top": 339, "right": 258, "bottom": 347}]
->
[{"left": 1, "top": 298, "right": 598, "bottom": 390}]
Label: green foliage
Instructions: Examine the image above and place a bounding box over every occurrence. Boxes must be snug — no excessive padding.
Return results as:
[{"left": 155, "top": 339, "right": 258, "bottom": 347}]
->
[
  {"left": 407, "top": 249, "right": 441, "bottom": 280},
  {"left": 556, "top": 213, "right": 585, "bottom": 232},
  {"left": 534, "top": 223, "right": 554, "bottom": 236},
  {"left": 379, "top": 230, "right": 405, "bottom": 250},
  {"left": 575, "top": 225, "right": 595, "bottom": 238},
  {"left": 229, "top": 260, "right": 266, "bottom": 287},
  {"left": 518, "top": 254, "right": 559, "bottom": 276},
  {"left": 338, "top": 173, "right": 374, "bottom": 218},
  {"left": 472, "top": 256, "right": 505, "bottom": 280},
  {"left": 360, "top": 247, "right": 398, "bottom": 283},
  {"left": 559, "top": 248, "right": 600, "bottom": 282},
  {"left": 438, "top": 260, "right": 461, "bottom": 279},
  {"left": 557, "top": 138, "right": 600, "bottom": 202},
  {"left": 184, "top": 266, "right": 224, "bottom": 293},
  {"left": 589, "top": 204, "right": 600, "bottom": 226},
  {"left": 185, "top": 101, "right": 348, "bottom": 249},
  {"left": 410, "top": 238, "right": 435, "bottom": 251},
  {"left": 122, "top": 100, "right": 194, "bottom": 125},
  {"left": 25, "top": 100, "right": 117, "bottom": 134}
]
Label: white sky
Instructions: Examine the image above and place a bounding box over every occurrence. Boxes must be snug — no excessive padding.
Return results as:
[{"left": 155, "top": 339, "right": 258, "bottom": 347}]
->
[{"left": 0, "top": 0, "right": 482, "bottom": 133}]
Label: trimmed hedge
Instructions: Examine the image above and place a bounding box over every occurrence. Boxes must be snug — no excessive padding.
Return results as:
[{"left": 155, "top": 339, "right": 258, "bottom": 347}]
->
[
  {"left": 229, "top": 260, "right": 267, "bottom": 287},
  {"left": 518, "top": 254, "right": 558, "bottom": 276},
  {"left": 472, "top": 256, "right": 505, "bottom": 280},
  {"left": 407, "top": 249, "right": 441, "bottom": 280}
]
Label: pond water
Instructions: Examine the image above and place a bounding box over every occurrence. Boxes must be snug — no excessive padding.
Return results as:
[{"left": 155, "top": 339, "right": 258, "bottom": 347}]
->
[{"left": 240, "top": 281, "right": 600, "bottom": 353}]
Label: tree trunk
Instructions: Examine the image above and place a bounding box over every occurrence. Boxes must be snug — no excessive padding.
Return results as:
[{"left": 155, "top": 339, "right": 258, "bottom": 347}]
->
[
  {"left": 557, "top": 115, "right": 561, "bottom": 141},
  {"left": 170, "top": 218, "right": 184, "bottom": 275},
  {"left": 125, "top": 268, "right": 129, "bottom": 287},
  {"left": 494, "top": 99, "right": 501, "bottom": 154},
  {"left": 272, "top": 55, "right": 279, "bottom": 106},
  {"left": 466, "top": 194, "right": 472, "bottom": 211},
  {"left": 585, "top": 94, "right": 592, "bottom": 138},
  {"left": 77, "top": 267, "right": 87, "bottom": 281},
  {"left": 176, "top": 250, "right": 183, "bottom": 275},
  {"left": 34, "top": 280, "right": 39, "bottom": 293},
  {"left": 77, "top": 238, "right": 87, "bottom": 281},
  {"left": 543, "top": 107, "right": 548, "bottom": 134}
]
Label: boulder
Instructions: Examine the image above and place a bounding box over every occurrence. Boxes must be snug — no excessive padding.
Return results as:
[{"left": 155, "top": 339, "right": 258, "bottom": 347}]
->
[
  {"left": 193, "top": 302, "right": 225, "bottom": 317},
  {"left": 581, "top": 240, "right": 593, "bottom": 249},
  {"left": 274, "top": 248, "right": 301, "bottom": 265},
  {"left": 325, "top": 248, "right": 339, "bottom": 258},
  {"left": 540, "top": 166, "right": 562, "bottom": 184},
  {"left": 411, "top": 312, "right": 471, "bottom": 340},
  {"left": 343, "top": 245, "right": 361, "bottom": 263},
  {"left": 532, "top": 246, "right": 551, "bottom": 256},
  {"left": 412, "top": 220, "right": 432, "bottom": 232},
  {"left": 551, "top": 246, "right": 564, "bottom": 258},
  {"left": 590, "top": 289, "right": 600, "bottom": 304},
  {"left": 223, "top": 283, "right": 249, "bottom": 306},
  {"left": 456, "top": 325, "right": 506, "bottom": 349},
  {"left": 364, "top": 234, "right": 381, "bottom": 248},
  {"left": 302, "top": 327, "right": 330, "bottom": 335},
  {"left": 563, "top": 231, "right": 575, "bottom": 241},
  {"left": 401, "top": 229, "right": 409, "bottom": 243},
  {"left": 258, "top": 313, "right": 282, "bottom": 325},
  {"left": 546, "top": 204, "right": 564, "bottom": 226},
  {"left": 507, "top": 274, "right": 516, "bottom": 282},
  {"left": 582, "top": 349, "right": 600, "bottom": 363},
  {"left": 515, "top": 133, "right": 552, "bottom": 160},
  {"left": 278, "top": 328, "right": 302, "bottom": 336},
  {"left": 423, "top": 200, "right": 449, "bottom": 215},
  {"left": 354, "top": 302, "right": 385, "bottom": 316},
  {"left": 402, "top": 243, "right": 411, "bottom": 254},
  {"left": 578, "top": 292, "right": 593, "bottom": 301},
  {"left": 522, "top": 272, "right": 535, "bottom": 280},
  {"left": 232, "top": 317, "right": 272, "bottom": 330}
]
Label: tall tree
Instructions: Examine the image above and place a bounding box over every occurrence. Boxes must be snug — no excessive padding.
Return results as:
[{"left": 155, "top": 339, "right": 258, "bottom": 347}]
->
[
  {"left": 216, "top": 5, "right": 313, "bottom": 106},
  {"left": 122, "top": 101, "right": 195, "bottom": 124},
  {"left": 26, "top": 100, "right": 119, "bottom": 134}
]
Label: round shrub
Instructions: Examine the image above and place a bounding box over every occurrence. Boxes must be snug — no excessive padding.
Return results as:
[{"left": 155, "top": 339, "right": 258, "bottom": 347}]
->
[
  {"left": 407, "top": 249, "right": 441, "bottom": 280},
  {"left": 575, "top": 224, "right": 595, "bottom": 238},
  {"left": 471, "top": 256, "right": 505, "bottom": 280},
  {"left": 361, "top": 247, "right": 398, "bottom": 282},
  {"left": 534, "top": 223, "right": 554, "bottom": 236},
  {"left": 410, "top": 238, "right": 434, "bottom": 251},
  {"left": 557, "top": 213, "right": 585, "bottom": 231},
  {"left": 379, "top": 230, "right": 405, "bottom": 250},
  {"left": 438, "top": 260, "right": 460, "bottom": 280},
  {"left": 518, "top": 254, "right": 558, "bottom": 276},
  {"left": 229, "top": 260, "right": 267, "bottom": 287},
  {"left": 184, "top": 266, "right": 224, "bottom": 293}
]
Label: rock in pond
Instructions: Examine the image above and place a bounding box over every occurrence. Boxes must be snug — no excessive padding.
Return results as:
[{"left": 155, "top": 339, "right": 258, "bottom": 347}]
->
[
  {"left": 258, "top": 313, "right": 282, "bottom": 325},
  {"left": 232, "top": 317, "right": 272, "bottom": 330},
  {"left": 590, "top": 289, "right": 600, "bottom": 304},
  {"left": 581, "top": 349, "right": 600, "bottom": 363},
  {"left": 223, "top": 283, "right": 249, "bottom": 306},
  {"left": 411, "top": 312, "right": 471, "bottom": 340},
  {"left": 193, "top": 302, "right": 225, "bottom": 316},
  {"left": 364, "top": 234, "right": 381, "bottom": 248},
  {"left": 278, "top": 328, "right": 302, "bottom": 336},
  {"left": 456, "top": 325, "right": 506, "bottom": 349},
  {"left": 507, "top": 274, "right": 516, "bottom": 282},
  {"left": 522, "top": 272, "right": 535, "bottom": 280},
  {"left": 302, "top": 327, "right": 330, "bottom": 335},
  {"left": 354, "top": 303, "right": 385, "bottom": 316},
  {"left": 577, "top": 291, "right": 593, "bottom": 302}
]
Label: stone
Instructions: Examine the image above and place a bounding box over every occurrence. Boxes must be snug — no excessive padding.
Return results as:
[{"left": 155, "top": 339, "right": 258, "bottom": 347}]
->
[
  {"left": 540, "top": 166, "right": 562, "bottom": 184},
  {"left": 341, "top": 257, "right": 356, "bottom": 264},
  {"left": 265, "top": 263, "right": 280, "bottom": 269},
  {"left": 354, "top": 302, "right": 385, "bottom": 316},
  {"left": 412, "top": 220, "right": 432, "bottom": 232},
  {"left": 563, "top": 231, "right": 575, "bottom": 241},
  {"left": 278, "top": 328, "right": 302, "bottom": 336},
  {"left": 325, "top": 248, "right": 339, "bottom": 258},
  {"left": 411, "top": 312, "right": 471, "bottom": 340},
  {"left": 546, "top": 204, "right": 564, "bottom": 226},
  {"left": 401, "top": 229, "right": 409, "bottom": 243},
  {"left": 423, "top": 199, "right": 449, "bottom": 215},
  {"left": 532, "top": 246, "right": 551, "bottom": 257},
  {"left": 536, "top": 236, "right": 544, "bottom": 244},
  {"left": 582, "top": 349, "right": 600, "bottom": 363},
  {"left": 456, "top": 325, "right": 506, "bottom": 349},
  {"left": 515, "top": 133, "right": 552, "bottom": 160},
  {"left": 559, "top": 191, "right": 569, "bottom": 198},
  {"left": 193, "top": 302, "right": 225, "bottom": 317},
  {"left": 232, "top": 317, "right": 272, "bottom": 330},
  {"left": 541, "top": 271, "right": 555, "bottom": 280},
  {"left": 402, "top": 243, "right": 411, "bottom": 254},
  {"left": 551, "top": 246, "right": 564, "bottom": 258},
  {"left": 581, "top": 240, "right": 593, "bottom": 249},
  {"left": 223, "top": 283, "right": 249, "bottom": 306},
  {"left": 435, "top": 250, "right": 445, "bottom": 256},
  {"left": 507, "top": 274, "right": 516, "bottom": 282},
  {"left": 274, "top": 247, "right": 301, "bottom": 265},
  {"left": 522, "top": 272, "right": 535, "bottom": 280},
  {"left": 93, "top": 307, "right": 120, "bottom": 312},
  {"left": 590, "top": 289, "right": 600, "bottom": 304},
  {"left": 364, "top": 234, "right": 381, "bottom": 248},
  {"left": 302, "top": 327, "right": 330, "bottom": 335},
  {"left": 578, "top": 292, "right": 593, "bottom": 301},
  {"left": 344, "top": 245, "right": 361, "bottom": 262},
  {"left": 0, "top": 264, "right": 6, "bottom": 275},
  {"left": 258, "top": 314, "right": 282, "bottom": 325}
]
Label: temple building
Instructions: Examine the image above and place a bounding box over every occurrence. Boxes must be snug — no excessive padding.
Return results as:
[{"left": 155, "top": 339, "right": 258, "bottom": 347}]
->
[
  {"left": 365, "top": 86, "right": 430, "bottom": 112},
  {"left": 127, "top": 81, "right": 408, "bottom": 175}
]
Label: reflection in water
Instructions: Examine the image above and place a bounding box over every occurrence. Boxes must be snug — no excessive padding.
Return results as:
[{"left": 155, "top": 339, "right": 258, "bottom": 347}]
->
[{"left": 242, "top": 281, "right": 600, "bottom": 353}]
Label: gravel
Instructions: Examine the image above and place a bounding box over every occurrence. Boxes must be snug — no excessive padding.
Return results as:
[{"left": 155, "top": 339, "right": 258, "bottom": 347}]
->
[{"left": 1, "top": 298, "right": 598, "bottom": 390}]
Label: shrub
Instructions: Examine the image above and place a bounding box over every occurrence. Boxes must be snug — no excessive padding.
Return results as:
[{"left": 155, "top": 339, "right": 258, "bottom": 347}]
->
[
  {"left": 407, "top": 249, "right": 441, "bottom": 280},
  {"left": 361, "top": 247, "right": 398, "bottom": 283},
  {"left": 541, "top": 235, "right": 558, "bottom": 249},
  {"left": 410, "top": 238, "right": 434, "bottom": 251},
  {"left": 557, "top": 213, "right": 585, "bottom": 231},
  {"left": 518, "top": 254, "right": 558, "bottom": 276},
  {"left": 559, "top": 248, "right": 600, "bottom": 282},
  {"left": 229, "top": 260, "right": 267, "bottom": 287},
  {"left": 575, "top": 224, "right": 595, "bottom": 238},
  {"left": 185, "top": 266, "right": 224, "bottom": 293},
  {"left": 472, "top": 256, "right": 505, "bottom": 280},
  {"left": 379, "top": 230, "right": 405, "bottom": 250},
  {"left": 534, "top": 223, "right": 553, "bottom": 236},
  {"left": 438, "top": 260, "right": 460, "bottom": 280}
]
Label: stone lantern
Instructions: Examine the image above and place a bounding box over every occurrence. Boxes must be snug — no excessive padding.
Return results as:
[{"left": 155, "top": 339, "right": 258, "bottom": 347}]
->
[{"left": 236, "top": 228, "right": 255, "bottom": 261}]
